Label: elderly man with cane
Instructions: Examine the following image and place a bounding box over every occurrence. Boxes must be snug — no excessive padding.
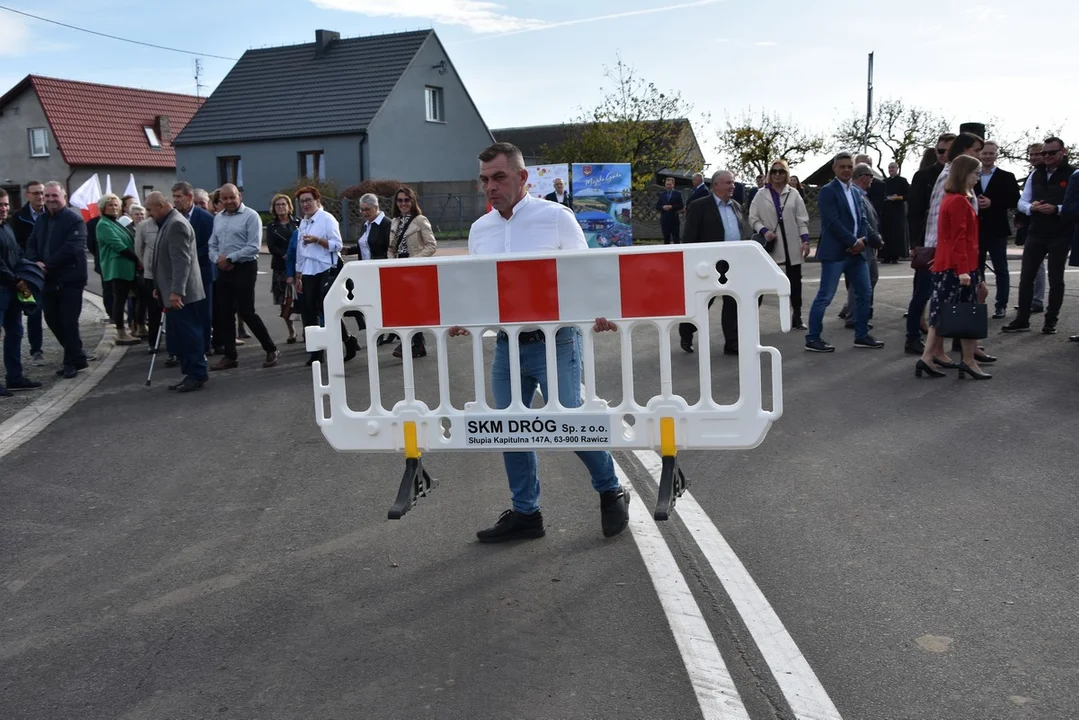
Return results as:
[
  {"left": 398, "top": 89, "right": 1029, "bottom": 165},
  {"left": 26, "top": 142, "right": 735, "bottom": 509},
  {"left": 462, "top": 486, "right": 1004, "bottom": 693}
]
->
[{"left": 144, "top": 192, "right": 207, "bottom": 393}]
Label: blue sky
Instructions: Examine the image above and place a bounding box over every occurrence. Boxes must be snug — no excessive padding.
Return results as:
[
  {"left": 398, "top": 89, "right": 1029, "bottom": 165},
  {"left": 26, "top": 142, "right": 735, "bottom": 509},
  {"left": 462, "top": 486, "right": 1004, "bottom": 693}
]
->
[{"left": 2, "top": 0, "right": 1076, "bottom": 176}]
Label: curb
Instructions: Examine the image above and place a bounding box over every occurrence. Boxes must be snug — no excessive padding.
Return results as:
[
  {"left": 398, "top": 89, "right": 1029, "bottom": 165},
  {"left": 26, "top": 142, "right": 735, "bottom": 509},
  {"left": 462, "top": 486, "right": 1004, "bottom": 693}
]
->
[{"left": 0, "top": 291, "right": 130, "bottom": 461}]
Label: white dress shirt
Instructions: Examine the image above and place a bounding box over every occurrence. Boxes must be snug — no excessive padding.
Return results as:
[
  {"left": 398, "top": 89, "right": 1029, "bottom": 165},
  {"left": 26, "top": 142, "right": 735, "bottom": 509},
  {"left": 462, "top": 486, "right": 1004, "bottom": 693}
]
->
[
  {"left": 296, "top": 207, "right": 343, "bottom": 275},
  {"left": 837, "top": 179, "right": 859, "bottom": 236},
  {"left": 358, "top": 212, "right": 387, "bottom": 260},
  {"left": 468, "top": 192, "right": 586, "bottom": 256}
]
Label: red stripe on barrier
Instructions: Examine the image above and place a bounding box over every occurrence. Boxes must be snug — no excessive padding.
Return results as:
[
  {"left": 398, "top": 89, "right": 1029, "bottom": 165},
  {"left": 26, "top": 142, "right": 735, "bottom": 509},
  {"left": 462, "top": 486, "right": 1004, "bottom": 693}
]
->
[
  {"left": 497, "top": 259, "right": 559, "bottom": 323},
  {"left": 380, "top": 265, "right": 441, "bottom": 328},
  {"left": 618, "top": 252, "right": 686, "bottom": 318}
]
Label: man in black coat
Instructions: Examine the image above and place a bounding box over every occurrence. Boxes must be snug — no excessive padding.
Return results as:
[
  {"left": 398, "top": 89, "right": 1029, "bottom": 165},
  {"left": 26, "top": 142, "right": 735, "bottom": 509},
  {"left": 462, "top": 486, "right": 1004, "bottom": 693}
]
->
[
  {"left": 25, "top": 182, "right": 89, "bottom": 379},
  {"left": 655, "top": 177, "right": 684, "bottom": 244},
  {"left": 973, "top": 141, "right": 1019, "bottom": 318},
  {"left": 686, "top": 173, "right": 709, "bottom": 206},
  {"left": 907, "top": 133, "right": 955, "bottom": 248},
  {"left": 679, "top": 170, "right": 755, "bottom": 356},
  {"left": 9, "top": 180, "right": 46, "bottom": 362},
  {"left": 543, "top": 178, "right": 571, "bottom": 207}
]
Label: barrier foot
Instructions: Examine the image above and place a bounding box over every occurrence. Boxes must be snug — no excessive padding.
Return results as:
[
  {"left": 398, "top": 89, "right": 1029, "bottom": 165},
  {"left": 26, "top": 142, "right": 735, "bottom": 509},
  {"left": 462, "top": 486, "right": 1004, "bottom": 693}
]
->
[
  {"left": 388, "top": 457, "right": 438, "bottom": 520},
  {"left": 654, "top": 455, "right": 689, "bottom": 521}
]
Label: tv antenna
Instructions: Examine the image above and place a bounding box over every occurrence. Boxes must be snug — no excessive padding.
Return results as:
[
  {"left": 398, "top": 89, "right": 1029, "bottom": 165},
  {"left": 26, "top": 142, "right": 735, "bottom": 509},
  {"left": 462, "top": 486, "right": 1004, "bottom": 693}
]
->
[{"left": 194, "top": 58, "right": 207, "bottom": 99}]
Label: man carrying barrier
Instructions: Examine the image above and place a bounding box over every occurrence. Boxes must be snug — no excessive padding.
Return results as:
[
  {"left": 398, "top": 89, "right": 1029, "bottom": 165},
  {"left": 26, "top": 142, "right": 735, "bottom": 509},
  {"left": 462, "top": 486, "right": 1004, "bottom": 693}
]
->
[{"left": 306, "top": 142, "right": 792, "bottom": 540}]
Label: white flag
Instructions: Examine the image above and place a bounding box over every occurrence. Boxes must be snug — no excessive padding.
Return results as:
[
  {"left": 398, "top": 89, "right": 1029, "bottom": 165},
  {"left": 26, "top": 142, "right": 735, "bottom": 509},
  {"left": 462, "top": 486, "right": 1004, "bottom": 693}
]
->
[
  {"left": 70, "top": 174, "right": 102, "bottom": 222},
  {"left": 123, "top": 174, "right": 139, "bottom": 204},
  {"left": 105, "top": 175, "right": 112, "bottom": 195}
]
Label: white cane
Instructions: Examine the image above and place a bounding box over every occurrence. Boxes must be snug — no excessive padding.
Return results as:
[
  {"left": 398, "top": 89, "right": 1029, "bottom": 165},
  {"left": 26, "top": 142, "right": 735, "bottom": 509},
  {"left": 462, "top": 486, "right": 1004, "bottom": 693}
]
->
[{"left": 145, "top": 308, "right": 166, "bottom": 387}]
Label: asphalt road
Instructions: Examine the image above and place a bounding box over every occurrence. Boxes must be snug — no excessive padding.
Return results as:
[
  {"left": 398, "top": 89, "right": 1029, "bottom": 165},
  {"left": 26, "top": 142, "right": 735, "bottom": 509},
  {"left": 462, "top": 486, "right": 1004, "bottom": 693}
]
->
[{"left": 1, "top": 254, "right": 1076, "bottom": 720}]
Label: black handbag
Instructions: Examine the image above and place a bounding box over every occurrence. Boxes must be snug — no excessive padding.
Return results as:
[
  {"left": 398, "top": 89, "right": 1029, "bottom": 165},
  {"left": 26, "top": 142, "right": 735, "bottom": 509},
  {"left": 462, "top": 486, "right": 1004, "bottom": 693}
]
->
[{"left": 938, "top": 295, "right": 988, "bottom": 339}]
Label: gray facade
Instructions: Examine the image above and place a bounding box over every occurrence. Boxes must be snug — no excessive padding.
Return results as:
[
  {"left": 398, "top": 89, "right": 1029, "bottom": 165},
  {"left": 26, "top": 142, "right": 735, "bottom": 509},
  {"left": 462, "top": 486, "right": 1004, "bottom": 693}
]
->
[
  {"left": 0, "top": 84, "right": 177, "bottom": 205},
  {"left": 174, "top": 30, "right": 493, "bottom": 211}
]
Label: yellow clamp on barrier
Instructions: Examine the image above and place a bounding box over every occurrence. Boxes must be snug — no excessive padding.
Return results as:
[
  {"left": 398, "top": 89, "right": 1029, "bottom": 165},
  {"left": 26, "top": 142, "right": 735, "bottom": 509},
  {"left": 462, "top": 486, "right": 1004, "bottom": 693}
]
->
[
  {"left": 660, "top": 417, "right": 677, "bottom": 457},
  {"left": 403, "top": 421, "right": 422, "bottom": 460}
]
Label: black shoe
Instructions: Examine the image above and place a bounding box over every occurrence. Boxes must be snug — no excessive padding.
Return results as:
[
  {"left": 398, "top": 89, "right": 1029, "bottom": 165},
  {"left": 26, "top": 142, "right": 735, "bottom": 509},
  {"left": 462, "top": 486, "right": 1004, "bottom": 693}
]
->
[
  {"left": 58, "top": 365, "right": 78, "bottom": 379},
  {"left": 958, "top": 362, "right": 992, "bottom": 380},
  {"left": 791, "top": 316, "right": 806, "bottom": 330},
  {"left": 992, "top": 308, "right": 1006, "bottom": 319},
  {"left": 974, "top": 352, "right": 997, "bottom": 364},
  {"left": 915, "top": 359, "right": 946, "bottom": 378},
  {"left": 600, "top": 487, "right": 631, "bottom": 538},
  {"left": 1042, "top": 324, "right": 1057, "bottom": 335},
  {"left": 343, "top": 335, "right": 360, "bottom": 362},
  {"left": 175, "top": 377, "right": 206, "bottom": 393},
  {"left": 805, "top": 339, "right": 835, "bottom": 353},
  {"left": 1069, "top": 335, "right": 1079, "bottom": 342},
  {"left": 164, "top": 355, "right": 179, "bottom": 367},
  {"left": 476, "top": 509, "right": 545, "bottom": 543},
  {"left": 904, "top": 340, "right": 925, "bottom": 355},
  {"left": 167, "top": 379, "right": 184, "bottom": 391},
  {"left": 853, "top": 335, "right": 884, "bottom": 349},
  {"left": 377, "top": 334, "right": 396, "bottom": 346},
  {"left": 6, "top": 377, "right": 42, "bottom": 390},
  {"left": 305, "top": 352, "right": 321, "bottom": 366},
  {"left": 933, "top": 358, "right": 960, "bottom": 369},
  {"left": 1031, "top": 306, "right": 1044, "bottom": 314},
  {"left": 0, "top": 386, "right": 11, "bottom": 398},
  {"left": 844, "top": 322, "right": 873, "bottom": 330},
  {"left": 1001, "top": 321, "right": 1030, "bottom": 333},
  {"left": 680, "top": 337, "right": 694, "bottom": 353},
  {"left": 723, "top": 343, "right": 738, "bottom": 356},
  {"left": 837, "top": 309, "right": 849, "bottom": 320}
]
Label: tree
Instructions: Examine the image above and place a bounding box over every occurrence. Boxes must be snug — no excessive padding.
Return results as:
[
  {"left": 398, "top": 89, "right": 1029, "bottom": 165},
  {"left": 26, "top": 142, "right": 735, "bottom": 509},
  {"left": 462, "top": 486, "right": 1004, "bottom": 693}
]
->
[
  {"left": 539, "top": 56, "right": 708, "bottom": 191},
  {"left": 832, "top": 98, "right": 950, "bottom": 173},
  {"left": 981, "top": 119, "right": 1068, "bottom": 165},
  {"left": 714, "top": 109, "right": 827, "bottom": 181}
]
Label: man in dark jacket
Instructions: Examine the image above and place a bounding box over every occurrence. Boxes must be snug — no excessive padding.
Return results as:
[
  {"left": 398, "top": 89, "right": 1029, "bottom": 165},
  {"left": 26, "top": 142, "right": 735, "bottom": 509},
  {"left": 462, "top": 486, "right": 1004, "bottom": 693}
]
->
[
  {"left": 25, "top": 181, "right": 89, "bottom": 379},
  {"left": 0, "top": 188, "right": 44, "bottom": 396},
  {"left": 10, "top": 180, "right": 46, "bottom": 363},
  {"left": 171, "top": 182, "right": 215, "bottom": 355},
  {"left": 973, "top": 141, "right": 1020, "bottom": 318}
]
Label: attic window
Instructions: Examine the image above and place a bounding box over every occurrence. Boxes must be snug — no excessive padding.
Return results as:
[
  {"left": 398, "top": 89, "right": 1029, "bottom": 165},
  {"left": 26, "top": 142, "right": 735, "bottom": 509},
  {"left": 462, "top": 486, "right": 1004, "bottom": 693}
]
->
[
  {"left": 425, "top": 86, "right": 445, "bottom": 123},
  {"left": 144, "top": 126, "right": 162, "bottom": 148},
  {"left": 28, "top": 128, "right": 48, "bottom": 157}
]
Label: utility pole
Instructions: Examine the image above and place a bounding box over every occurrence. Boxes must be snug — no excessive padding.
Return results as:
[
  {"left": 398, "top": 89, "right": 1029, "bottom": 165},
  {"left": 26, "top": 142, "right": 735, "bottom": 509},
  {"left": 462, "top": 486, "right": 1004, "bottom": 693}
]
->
[
  {"left": 863, "top": 52, "right": 874, "bottom": 153},
  {"left": 194, "top": 59, "right": 206, "bottom": 100}
]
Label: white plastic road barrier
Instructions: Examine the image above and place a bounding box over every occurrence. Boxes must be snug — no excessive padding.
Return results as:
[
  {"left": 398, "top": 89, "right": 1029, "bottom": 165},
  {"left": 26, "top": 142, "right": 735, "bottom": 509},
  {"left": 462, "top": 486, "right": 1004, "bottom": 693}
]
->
[{"left": 307, "top": 242, "right": 791, "bottom": 519}]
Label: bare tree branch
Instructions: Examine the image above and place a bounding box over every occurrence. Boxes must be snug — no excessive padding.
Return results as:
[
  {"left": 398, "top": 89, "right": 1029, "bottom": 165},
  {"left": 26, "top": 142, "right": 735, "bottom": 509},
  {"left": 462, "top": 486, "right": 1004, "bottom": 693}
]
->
[{"left": 715, "top": 108, "right": 827, "bottom": 181}]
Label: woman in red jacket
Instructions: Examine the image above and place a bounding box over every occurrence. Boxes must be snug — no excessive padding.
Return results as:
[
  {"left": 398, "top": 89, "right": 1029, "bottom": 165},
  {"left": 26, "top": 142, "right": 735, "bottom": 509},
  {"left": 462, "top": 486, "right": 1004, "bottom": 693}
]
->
[{"left": 916, "top": 155, "right": 992, "bottom": 379}]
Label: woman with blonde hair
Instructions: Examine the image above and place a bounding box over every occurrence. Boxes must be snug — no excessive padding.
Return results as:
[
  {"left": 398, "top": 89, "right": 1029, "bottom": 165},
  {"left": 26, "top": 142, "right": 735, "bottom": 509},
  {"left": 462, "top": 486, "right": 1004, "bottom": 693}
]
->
[
  {"left": 749, "top": 159, "right": 811, "bottom": 329},
  {"left": 388, "top": 185, "right": 437, "bottom": 358},
  {"left": 916, "top": 154, "right": 991, "bottom": 379},
  {"left": 95, "top": 193, "right": 142, "bottom": 346},
  {"left": 266, "top": 193, "right": 300, "bottom": 343}
]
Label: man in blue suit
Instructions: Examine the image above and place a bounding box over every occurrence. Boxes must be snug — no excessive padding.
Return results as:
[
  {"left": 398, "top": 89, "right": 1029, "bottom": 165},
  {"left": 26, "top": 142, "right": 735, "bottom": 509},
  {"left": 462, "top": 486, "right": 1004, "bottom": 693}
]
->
[
  {"left": 686, "top": 172, "right": 709, "bottom": 206},
  {"left": 655, "top": 177, "right": 684, "bottom": 244},
  {"left": 805, "top": 152, "right": 884, "bottom": 352},
  {"left": 172, "top": 182, "right": 215, "bottom": 356}
]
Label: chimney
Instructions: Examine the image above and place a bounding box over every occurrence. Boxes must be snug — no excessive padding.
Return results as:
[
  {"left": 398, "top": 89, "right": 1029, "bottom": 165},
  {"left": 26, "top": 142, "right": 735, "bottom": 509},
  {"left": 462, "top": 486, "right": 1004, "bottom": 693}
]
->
[
  {"left": 155, "top": 115, "right": 171, "bottom": 144},
  {"left": 315, "top": 29, "right": 340, "bottom": 57}
]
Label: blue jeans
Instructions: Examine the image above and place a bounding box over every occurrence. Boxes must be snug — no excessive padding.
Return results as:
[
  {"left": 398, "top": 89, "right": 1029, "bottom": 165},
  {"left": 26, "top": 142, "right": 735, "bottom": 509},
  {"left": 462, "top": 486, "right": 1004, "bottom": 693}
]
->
[
  {"left": 906, "top": 268, "right": 933, "bottom": 343},
  {"left": 807, "top": 257, "right": 871, "bottom": 342},
  {"left": 0, "top": 287, "right": 26, "bottom": 384},
  {"left": 166, "top": 300, "right": 208, "bottom": 381},
  {"left": 492, "top": 328, "right": 619, "bottom": 514}
]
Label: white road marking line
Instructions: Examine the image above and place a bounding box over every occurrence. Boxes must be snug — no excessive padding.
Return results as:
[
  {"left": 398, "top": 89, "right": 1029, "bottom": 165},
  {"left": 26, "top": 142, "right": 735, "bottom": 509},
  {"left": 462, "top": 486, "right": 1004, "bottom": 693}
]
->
[
  {"left": 632, "top": 449, "right": 844, "bottom": 720},
  {"left": 613, "top": 460, "right": 751, "bottom": 720},
  {"left": 0, "top": 292, "right": 130, "bottom": 461}
]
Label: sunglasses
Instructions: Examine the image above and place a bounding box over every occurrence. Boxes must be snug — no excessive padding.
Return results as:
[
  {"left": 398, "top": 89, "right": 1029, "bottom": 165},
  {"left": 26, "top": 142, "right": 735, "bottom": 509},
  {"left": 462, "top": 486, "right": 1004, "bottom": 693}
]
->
[
  {"left": 936, "top": 148, "right": 949, "bottom": 154},
  {"left": 1040, "top": 149, "right": 1061, "bottom": 156},
  {"left": 396, "top": 197, "right": 412, "bottom": 203},
  {"left": 769, "top": 169, "right": 787, "bottom": 175}
]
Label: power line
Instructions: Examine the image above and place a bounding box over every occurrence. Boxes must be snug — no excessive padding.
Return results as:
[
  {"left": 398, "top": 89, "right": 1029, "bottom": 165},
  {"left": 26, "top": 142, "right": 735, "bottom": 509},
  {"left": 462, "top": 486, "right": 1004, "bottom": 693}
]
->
[{"left": 0, "top": 5, "right": 239, "bottom": 61}]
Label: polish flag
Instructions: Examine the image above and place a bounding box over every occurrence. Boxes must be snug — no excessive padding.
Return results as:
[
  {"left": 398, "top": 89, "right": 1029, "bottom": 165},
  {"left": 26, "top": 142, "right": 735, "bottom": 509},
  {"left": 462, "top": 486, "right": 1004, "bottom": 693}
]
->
[
  {"left": 70, "top": 174, "right": 102, "bottom": 222},
  {"left": 123, "top": 174, "right": 139, "bottom": 204}
]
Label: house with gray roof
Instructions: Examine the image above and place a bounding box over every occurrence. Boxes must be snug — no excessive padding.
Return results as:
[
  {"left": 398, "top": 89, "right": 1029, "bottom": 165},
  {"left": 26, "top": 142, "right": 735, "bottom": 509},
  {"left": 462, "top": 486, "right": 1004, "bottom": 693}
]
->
[{"left": 174, "top": 29, "right": 493, "bottom": 208}]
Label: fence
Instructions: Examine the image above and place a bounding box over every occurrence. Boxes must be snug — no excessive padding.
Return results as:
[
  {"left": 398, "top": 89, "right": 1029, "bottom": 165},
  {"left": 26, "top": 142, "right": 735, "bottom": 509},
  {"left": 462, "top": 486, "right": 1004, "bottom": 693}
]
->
[{"left": 306, "top": 242, "right": 791, "bottom": 520}]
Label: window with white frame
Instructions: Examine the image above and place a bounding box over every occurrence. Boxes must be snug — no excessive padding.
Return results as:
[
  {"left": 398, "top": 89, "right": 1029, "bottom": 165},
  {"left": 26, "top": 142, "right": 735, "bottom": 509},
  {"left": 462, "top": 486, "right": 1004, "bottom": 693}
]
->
[
  {"left": 299, "top": 151, "right": 325, "bottom": 180},
  {"left": 144, "top": 127, "right": 162, "bottom": 148},
  {"left": 28, "top": 128, "right": 48, "bottom": 157},
  {"left": 425, "top": 86, "right": 445, "bottom": 123},
  {"left": 217, "top": 156, "right": 243, "bottom": 188}
]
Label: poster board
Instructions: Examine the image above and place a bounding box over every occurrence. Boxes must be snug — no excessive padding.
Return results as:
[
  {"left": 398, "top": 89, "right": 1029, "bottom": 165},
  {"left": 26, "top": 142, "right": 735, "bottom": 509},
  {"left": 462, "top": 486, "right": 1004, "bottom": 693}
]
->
[
  {"left": 570, "top": 163, "right": 633, "bottom": 247},
  {"left": 525, "top": 164, "right": 570, "bottom": 200}
]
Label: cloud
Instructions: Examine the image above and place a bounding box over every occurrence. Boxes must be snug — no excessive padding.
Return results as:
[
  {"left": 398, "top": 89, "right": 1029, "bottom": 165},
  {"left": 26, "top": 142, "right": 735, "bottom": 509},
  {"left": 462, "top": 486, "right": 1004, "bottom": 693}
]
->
[
  {"left": 312, "top": 0, "right": 725, "bottom": 37},
  {"left": 753, "top": 41, "right": 777, "bottom": 46},
  {"left": 309, "top": 0, "right": 546, "bottom": 33},
  {"left": 0, "top": 14, "right": 31, "bottom": 57}
]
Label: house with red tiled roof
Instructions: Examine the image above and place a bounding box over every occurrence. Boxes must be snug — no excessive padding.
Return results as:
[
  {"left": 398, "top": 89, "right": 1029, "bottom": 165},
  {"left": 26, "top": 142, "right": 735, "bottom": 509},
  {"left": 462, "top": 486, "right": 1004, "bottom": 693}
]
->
[{"left": 0, "top": 75, "right": 203, "bottom": 208}]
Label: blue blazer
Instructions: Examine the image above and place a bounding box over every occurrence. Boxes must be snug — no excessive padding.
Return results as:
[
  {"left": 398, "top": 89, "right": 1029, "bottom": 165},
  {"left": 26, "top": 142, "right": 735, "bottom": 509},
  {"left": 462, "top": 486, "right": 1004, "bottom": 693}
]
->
[
  {"left": 188, "top": 206, "right": 215, "bottom": 267},
  {"left": 817, "top": 178, "right": 869, "bottom": 263}
]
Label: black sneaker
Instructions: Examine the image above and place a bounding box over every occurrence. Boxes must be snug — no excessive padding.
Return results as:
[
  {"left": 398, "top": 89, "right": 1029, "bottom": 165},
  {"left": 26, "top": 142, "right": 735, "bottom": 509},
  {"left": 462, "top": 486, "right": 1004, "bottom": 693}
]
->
[
  {"left": 0, "top": 386, "right": 11, "bottom": 398},
  {"left": 6, "top": 377, "right": 42, "bottom": 391},
  {"left": 992, "top": 308, "right": 1006, "bottom": 319},
  {"left": 854, "top": 335, "right": 885, "bottom": 349},
  {"left": 805, "top": 339, "right": 835, "bottom": 353},
  {"left": 791, "top": 316, "right": 806, "bottom": 330},
  {"left": 600, "top": 487, "right": 631, "bottom": 538},
  {"left": 1002, "top": 321, "right": 1031, "bottom": 333},
  {"left": 476, "top": 509, "right": 545, "bottom": 543},
  {"left": 1032, "top": 306, "right": 1044, "bottom": 314},
  {"left": 1042, "top": 323, "right": 1057, "bottom": 335},
  {"left": 904, "top": 339, "right": 925, "bottom": 355},
  {"left": 844, "top": 322, "right": 873, "bottom": 330}
]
